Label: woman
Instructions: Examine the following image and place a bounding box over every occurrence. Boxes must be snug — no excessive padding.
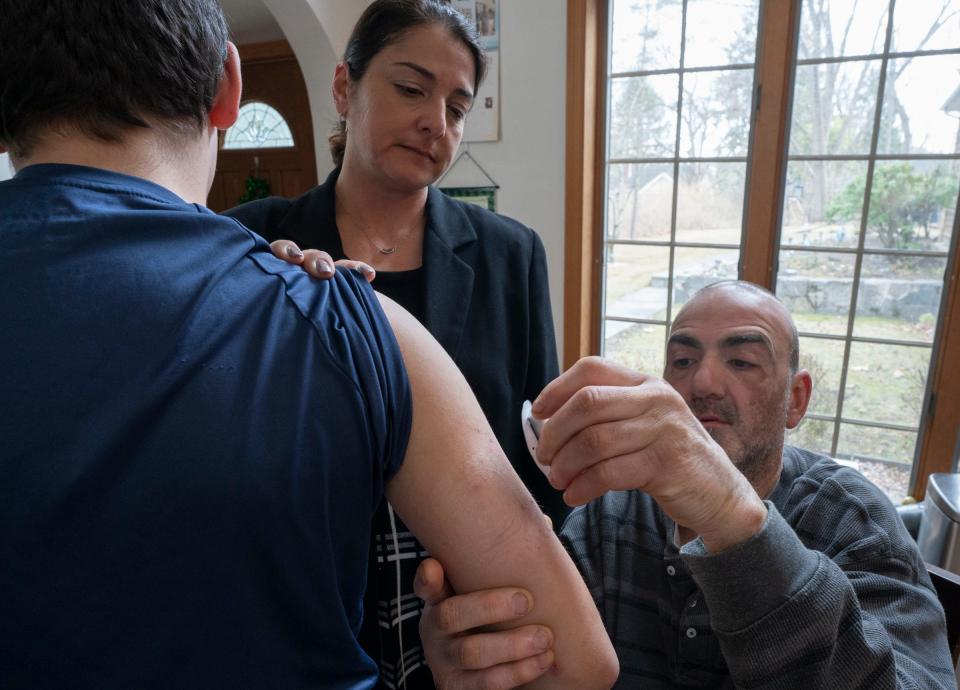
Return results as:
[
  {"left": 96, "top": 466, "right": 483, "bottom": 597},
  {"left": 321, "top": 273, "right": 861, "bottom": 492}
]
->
[{"left": 225, "top": 2, "right": 563, "bottom": 687}]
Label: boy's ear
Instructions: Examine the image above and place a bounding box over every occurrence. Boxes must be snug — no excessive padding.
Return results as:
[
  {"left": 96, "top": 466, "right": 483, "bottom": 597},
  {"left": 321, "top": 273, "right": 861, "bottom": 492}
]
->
[{"left": 209, "top": 42, "right": 242, "bottom": 130}]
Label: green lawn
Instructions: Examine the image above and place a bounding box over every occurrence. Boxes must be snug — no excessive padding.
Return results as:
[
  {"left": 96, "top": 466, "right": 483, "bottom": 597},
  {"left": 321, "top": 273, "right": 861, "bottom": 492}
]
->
[{"left": 604, "top": 244, "right": 671, "bottom": 305}]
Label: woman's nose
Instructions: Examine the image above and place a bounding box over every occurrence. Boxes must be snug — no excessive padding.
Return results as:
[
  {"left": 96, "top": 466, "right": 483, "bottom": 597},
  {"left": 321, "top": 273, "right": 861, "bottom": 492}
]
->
[{"left": 418, "top": 99, "right": 447, "bottom": 138}]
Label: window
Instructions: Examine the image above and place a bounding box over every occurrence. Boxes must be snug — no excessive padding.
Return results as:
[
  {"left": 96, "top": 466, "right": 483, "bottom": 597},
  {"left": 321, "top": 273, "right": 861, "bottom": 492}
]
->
[
  {"left": 777, "top": 0, "right": 960, "bottom": 503},
  {"left": 223, "top": 101, "right": 295, "bottom": 149},
  {"left": 602, "top": 0, "right": 759, "bottom": 374},
  {"left": 567, "top": 0, "right": 960, "bottom": 503}
]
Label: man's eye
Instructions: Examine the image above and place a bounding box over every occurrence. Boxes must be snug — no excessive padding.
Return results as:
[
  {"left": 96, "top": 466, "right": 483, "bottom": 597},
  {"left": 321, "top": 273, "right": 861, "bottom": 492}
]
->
[
  {"left": 730, "top": 359, "right": 755, "bottom": 369},
  {"left": 397, "top": 84, "right": 423, "bottom": 97},
  {"left": 448, "top": 106, "right": 466, "bottom": 122},
  {"left": 672, "top": 358, "right": 693, "bottom": 369}
]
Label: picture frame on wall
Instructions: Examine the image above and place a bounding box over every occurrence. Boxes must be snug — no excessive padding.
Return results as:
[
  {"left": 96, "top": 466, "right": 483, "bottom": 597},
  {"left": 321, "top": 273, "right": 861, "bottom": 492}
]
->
[
  {"left": 440, "top": 186, "right": 497, "bottom": 212},
  {"left": 442, "top": 0, "right": 500, "bottom": 142}
]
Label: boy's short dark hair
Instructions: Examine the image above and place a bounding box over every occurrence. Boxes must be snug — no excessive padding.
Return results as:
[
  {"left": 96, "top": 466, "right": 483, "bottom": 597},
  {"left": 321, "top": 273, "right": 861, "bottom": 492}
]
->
[{"left": 0, "top": 0, "right": 228, "bottom": 157}]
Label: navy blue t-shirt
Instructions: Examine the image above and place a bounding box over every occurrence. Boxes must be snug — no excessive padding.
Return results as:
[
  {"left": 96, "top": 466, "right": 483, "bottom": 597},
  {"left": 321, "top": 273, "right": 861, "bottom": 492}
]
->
[{"left": 0, "top": 164, "right": 411, "bottom": 689}]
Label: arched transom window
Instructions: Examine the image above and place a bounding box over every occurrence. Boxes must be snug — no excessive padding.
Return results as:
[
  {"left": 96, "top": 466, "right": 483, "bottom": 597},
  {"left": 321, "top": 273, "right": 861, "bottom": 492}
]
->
[{"left": 223, "top": 101, "right": 295, "bottom": 149}]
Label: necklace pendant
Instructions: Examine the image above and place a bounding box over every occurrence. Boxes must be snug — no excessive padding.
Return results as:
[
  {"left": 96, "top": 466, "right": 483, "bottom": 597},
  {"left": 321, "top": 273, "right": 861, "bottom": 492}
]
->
[{"left": 379, "top": 246, "right": 397, "bottom": 255}]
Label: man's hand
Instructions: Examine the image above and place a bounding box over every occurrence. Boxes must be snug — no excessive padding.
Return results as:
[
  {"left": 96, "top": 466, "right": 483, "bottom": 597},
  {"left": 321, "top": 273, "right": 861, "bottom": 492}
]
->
[
  {"left": 269, "top": 239, "right": 375, "bottom": 282},
  {"left": 415, "top": 558, "right": 554, "bottom": 690},
  {"left": 533, "top": 357, "right": 766, "bottom": 553}
]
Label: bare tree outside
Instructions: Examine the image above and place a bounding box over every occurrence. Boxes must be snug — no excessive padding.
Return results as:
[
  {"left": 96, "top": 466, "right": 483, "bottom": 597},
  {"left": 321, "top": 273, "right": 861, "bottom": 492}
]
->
[
  {"left": 604, "top": 0, "right": 755, "bottom": 350},
  {"left": 779, "top": 0, "right": 960, "bottom": 503}
]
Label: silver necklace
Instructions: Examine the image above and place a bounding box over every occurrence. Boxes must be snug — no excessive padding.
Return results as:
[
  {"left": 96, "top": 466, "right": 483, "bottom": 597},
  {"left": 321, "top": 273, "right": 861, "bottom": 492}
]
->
[{"left": 355, "top": 222, "right": 415, "bottom": 255}]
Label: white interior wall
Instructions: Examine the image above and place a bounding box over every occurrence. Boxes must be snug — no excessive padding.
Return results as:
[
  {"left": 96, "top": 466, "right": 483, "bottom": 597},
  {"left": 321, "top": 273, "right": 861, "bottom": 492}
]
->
[
  {"left": 0, "top": 153, "right": 12, "bottom": 181},
  {"left": 463, "top": 0, "right": 567, "bottom": 360}
]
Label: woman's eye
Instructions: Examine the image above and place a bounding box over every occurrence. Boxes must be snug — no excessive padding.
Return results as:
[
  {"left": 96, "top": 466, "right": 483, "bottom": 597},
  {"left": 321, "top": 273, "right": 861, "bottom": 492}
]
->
[
  {"left": 448, "top": 106, "right": 466, "bottom": 122},
  {"left": 397, "top": 84, "right": 422, "bottom": 97},
  {"left": 672, "top": 358, "right": 693, "bottom": 369}
]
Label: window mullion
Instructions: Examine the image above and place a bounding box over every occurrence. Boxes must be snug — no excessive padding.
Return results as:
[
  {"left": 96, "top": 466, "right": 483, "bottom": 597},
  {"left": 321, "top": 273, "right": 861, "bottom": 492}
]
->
[
  {"left": 913, "top": 192, "right": 960, "bottom": 499},
  {"left": 740, "top": 0, "right": 801, "bottom": 289}
]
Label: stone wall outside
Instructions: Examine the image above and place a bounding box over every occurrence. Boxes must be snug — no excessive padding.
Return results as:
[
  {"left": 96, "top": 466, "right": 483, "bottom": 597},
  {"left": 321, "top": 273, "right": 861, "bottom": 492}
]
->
[{"left": 672, "top": 274, "right": 942, "bottom": 321}]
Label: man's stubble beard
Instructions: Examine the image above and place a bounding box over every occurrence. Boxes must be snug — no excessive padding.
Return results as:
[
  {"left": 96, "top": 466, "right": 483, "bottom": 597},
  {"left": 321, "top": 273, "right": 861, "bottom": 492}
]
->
[
  {"left": 714, "top": 424, "right": 785, "bottom": 488},
  {"left": 694, "top": 388, "right": 791, "bottom": 488}
]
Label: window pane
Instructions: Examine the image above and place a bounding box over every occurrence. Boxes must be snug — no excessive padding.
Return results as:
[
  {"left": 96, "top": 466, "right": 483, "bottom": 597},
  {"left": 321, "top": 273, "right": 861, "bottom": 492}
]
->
[
  {"left": 604, "top": 322, "right": 666, "bottom": 375},
  {"left": 671, "top": 247, "right": 739, "bottom": 318},
  {"left": 675, "top": 162, "right": 745, "bottom": 243},
  {"left": 837, "top": 424, "right": 914, "bottom": 503},
  {"left": 606, "top": 163, "right": 674, "bottom": 241},
  {"left": 609, "top": 76, "right": 679, "bottom": 159},
  {"left": 777, "top": 0, "right": 960, "bottom": 490},
  {"left": 680, "top": 69, "right": 754, "bottom": 157},
  {"left": 777, "top": 250, "right": 855, "bottom": 335},
  {"left": 789, "top": 60, "right": 881, "bottom": 156},
  {"left": 798, "top": 0, "right": 888, "bottom": 59},
  {"left": 223, "top": 102, "right": 294, "bottom": 149},
  {"left": 603, "top": 1, "right": 757, "bottom": 364},
  {"left": 784, "top": 160, "right": 869, "bottom": 249},
  {"left": 853, "top": 254, "right": 947, "bottom": 342},
  {"left": 787, "top": 417, "right": 835, "bottom": 458},
  {"left": 843, "top": 342, "right": 931, "bottom": 426},
  {"left": 610, "top": 0, "right": 683, "bottom": 73},
  {"left": 863, "top": 160, "right": 960, "bottom": 250},
  {"left": 684, "top": 0, "right": 760, "bottom": 68},
  {"left": 879, "top": 55, "right": 960, "bottom": 155},
  {"left": 604, "top": 244, "right": 670, "bottom": 317},
  {"left": 892, "top": 0, "right": 960, "bottom": 52},
  {"left": 798, "top": 336, "right": 845, "bottom": 417}
]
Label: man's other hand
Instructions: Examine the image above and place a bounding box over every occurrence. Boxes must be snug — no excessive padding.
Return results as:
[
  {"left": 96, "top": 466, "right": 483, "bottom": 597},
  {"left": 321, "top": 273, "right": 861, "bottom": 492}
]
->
[{"left": 414, "top": 558, "right": 554, "bottom": 690}]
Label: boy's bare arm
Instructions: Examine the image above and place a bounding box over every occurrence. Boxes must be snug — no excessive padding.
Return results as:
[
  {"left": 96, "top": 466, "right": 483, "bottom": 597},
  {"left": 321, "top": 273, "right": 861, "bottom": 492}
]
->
[{"left": 379, "top": 294, "right": 618, "bottom": 690}]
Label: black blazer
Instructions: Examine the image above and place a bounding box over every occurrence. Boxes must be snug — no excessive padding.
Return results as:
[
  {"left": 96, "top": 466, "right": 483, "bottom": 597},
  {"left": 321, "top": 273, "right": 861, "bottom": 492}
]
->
[{"left": 225, "top": 168, "right": 567, "bottom": 524}]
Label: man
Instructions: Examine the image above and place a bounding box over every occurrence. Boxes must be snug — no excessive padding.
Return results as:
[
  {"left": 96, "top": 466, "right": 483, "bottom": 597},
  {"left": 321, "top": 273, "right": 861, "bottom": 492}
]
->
[
  {"left": 414, "top": 281, "right": 955, "bottom": 688},
  {"left": 0, "top": 2, "right": 618, "bottom": 688}
]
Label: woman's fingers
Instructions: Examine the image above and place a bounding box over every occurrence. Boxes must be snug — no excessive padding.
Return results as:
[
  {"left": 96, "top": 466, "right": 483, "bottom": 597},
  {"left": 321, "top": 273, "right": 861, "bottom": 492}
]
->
[
  {"left": 300, "top": 249, "right": 335, "bottom": 278},
  {"left": 269, "top": 239, "right": 306, "bottom": 264},
  {"left": 268, "top": 240, "right": 374, "bottom": 282},
  {"left": 269, "top": 239, "right": 333, "bottom": 276},
  {"left": 335, "top": 259, "right": 376, "bottom": 282}
]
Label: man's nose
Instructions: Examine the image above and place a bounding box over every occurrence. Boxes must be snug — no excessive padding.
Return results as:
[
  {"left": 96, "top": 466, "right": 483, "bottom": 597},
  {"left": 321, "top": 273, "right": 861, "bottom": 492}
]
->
[{"left": 690, "top": 354, "right": 725, "bottom": 399}]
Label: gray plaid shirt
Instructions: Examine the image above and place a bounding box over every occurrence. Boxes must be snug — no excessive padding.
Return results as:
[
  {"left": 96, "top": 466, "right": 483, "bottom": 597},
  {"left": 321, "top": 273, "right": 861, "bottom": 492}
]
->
[{"left": 561, "top": 445, "right": 956, "bottom": 689}]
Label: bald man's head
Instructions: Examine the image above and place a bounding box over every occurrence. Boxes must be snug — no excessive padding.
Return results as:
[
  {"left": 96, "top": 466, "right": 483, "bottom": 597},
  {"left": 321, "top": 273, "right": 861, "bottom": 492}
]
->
[
  {"left": 664, "top": 280, "right": 812, "bottom": 493},
  {"left": 681, "top": 280, "right": 800, "bottom": 373}
]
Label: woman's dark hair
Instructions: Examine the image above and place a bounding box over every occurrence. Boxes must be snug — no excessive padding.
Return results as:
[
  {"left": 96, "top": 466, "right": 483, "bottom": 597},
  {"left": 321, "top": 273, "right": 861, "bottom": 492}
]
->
[
  {"left": 0, "top": 0, "right": 228, "bottom": 157},
  {"left": 329, "top": 0, "right": 487, "bottom": 167}
]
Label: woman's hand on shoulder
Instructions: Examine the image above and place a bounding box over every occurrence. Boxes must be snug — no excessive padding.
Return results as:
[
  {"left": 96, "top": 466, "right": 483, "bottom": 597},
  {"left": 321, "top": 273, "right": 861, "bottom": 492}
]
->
[{"left": 269, "top": 239, "right": 376, "bottom": 282}]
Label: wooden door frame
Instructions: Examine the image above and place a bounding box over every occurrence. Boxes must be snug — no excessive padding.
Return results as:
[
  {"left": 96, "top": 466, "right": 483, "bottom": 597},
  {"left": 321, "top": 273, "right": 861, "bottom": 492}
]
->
[
  {"left": 563, "top": 0, "right": 607, "bottom": 370},
  {"left": 238, "top": 39, "right": 296, "bottom": 63}
]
